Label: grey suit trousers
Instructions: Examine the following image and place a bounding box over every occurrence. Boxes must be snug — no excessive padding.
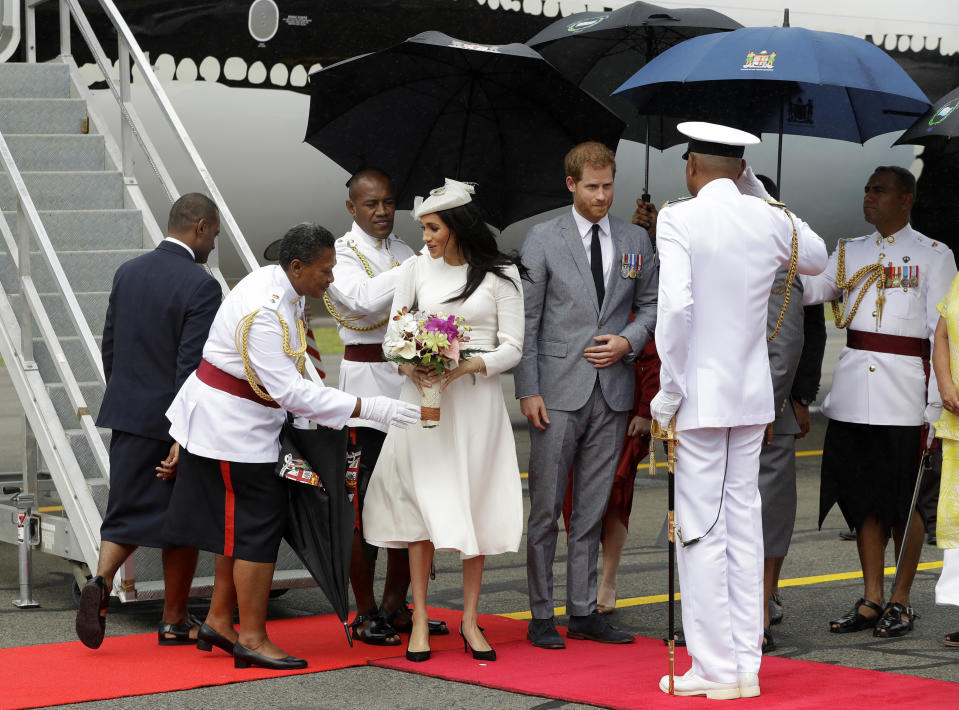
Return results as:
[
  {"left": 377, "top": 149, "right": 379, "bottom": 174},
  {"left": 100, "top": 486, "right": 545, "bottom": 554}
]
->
[{"left": 526, "top": 381, "right": 627, "bottom": 618}]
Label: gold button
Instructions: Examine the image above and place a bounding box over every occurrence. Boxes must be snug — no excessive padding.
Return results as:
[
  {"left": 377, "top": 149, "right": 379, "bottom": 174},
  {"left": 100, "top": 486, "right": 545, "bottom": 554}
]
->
[
  {"left": 869, "top": 365, "right": 876, "bottom": 372},
  {"left": 872, "top": 311, "right": 877, "bottom": 317}
]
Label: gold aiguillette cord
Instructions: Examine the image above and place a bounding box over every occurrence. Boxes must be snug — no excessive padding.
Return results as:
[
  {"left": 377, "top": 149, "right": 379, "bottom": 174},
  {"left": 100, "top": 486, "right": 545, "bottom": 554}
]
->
[{"left": 650, "top": 418, "right": 679, "bottom": 694}]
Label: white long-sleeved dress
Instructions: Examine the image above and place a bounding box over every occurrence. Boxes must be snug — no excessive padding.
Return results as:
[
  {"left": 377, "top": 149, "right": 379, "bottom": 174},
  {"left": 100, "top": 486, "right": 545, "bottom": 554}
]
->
[{"left": 362, "top": 255, "right": 524, "bottom": 559}]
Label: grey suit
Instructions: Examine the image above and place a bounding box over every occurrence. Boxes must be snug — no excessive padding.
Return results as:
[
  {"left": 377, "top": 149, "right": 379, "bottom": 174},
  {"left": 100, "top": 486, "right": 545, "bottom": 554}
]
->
[{"left": 515, "top": 210, "right": 657, "bottom": 618}]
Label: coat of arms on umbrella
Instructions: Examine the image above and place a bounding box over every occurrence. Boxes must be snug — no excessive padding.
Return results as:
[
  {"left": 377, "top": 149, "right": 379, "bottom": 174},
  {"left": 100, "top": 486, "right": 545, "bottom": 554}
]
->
[{"left": 743, "top": 50, "right": 776, "bottom": 71}]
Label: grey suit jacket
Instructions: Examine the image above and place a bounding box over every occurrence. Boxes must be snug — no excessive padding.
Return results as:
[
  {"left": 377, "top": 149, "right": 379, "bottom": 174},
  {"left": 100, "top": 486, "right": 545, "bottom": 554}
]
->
[{"left": 514, "top": 211, "right": 658, "bottom": 412}]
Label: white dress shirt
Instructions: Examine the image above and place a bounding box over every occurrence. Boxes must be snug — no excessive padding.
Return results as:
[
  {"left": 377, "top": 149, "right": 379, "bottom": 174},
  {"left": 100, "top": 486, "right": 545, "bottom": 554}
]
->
[
  {"left": 167, "top": 265, "right": 357, "bottom": 463},
  {"left": 802, "top": 224, "right": 956, "bottom": 425},
  {"left": 163, "top": 236, "right": 194, "bottom": 259},
  {"left": 325, "top": 223, "right": 416, "bottom": 430},
  {"left": 571, "top": 207, "right": 612, "bottom": 284}
]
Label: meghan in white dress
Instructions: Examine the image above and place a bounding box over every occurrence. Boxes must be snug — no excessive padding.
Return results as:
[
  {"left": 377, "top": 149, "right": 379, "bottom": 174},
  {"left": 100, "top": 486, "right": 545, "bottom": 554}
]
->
[{"left": 362, "top": 179, "right": 524, "bottom": 662}]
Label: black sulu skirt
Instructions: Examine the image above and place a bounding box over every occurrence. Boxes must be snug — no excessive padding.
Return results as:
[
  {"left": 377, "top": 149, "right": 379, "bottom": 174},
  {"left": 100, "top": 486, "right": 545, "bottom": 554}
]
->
[
  {"left": 100, "top": 431, "right": 178, "bottom": 548},
  {"left": 819, "top": 419, "right": 925, "bottom": 533},
  {"left": 163, "top": 447, "right": 287, "bottom": 563}
]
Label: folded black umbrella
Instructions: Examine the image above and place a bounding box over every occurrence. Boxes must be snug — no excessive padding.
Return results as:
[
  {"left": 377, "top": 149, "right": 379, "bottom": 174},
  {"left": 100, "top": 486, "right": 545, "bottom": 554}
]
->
[
  {"left": 305, "top": 31, "right": 625, "bottom": 230},
  {"left": 280, "top": 424, "right": 353, "bottom": 646}
]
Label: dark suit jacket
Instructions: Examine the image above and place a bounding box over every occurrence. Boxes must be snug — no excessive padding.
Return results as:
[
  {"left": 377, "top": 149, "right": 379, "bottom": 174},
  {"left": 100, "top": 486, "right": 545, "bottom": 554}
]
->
[{"left": 96, "top": 240, "right": 221, "bottom": 441}]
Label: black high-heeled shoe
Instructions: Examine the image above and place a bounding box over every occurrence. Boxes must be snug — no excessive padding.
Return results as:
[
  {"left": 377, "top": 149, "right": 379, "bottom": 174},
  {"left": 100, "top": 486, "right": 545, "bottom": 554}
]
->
[
  {"left": 233, "top": 642, "right": 307, "bottom": 670},
  {"left": 196, "top": 623, "right": 235, "bottom": 654},
  {"left": 405, "top": 646, "right": 431, "bottom": 662},
  {"left": 460, "top": 624, "right": 496, "bottom": 661}
]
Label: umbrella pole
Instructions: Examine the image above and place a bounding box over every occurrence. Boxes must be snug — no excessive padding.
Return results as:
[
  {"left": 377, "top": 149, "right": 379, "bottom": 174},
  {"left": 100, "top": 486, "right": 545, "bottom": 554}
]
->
[
  {"left": 776, "top": 99, "right": 784, "bottom": 196},
  {"left": 643, "top": 122, "right": 651, "bottom": 202}
]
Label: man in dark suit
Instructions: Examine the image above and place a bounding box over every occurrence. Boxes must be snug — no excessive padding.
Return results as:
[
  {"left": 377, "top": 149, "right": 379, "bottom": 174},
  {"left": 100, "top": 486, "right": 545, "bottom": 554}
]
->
[
  {"left": 75, "top": 193, "right": 222, "bottom": 649},
  {"left": 515, "top": 141, "right": 658, "bottom": 648}
]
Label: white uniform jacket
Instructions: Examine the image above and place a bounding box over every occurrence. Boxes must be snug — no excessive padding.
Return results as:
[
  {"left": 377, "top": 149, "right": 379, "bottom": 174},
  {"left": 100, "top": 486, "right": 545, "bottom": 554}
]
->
[
  {"left": 656, "top": 178, "right": 828, "bottom": 432},
  {"left": 325, "top": 224, "right": 415, "bottom": 431},
  {"left": 802, "top": 224, "right": 956, "bottom": 425},
  {"left": 167, "top": 265, "right": 357, "bottom": 463}
]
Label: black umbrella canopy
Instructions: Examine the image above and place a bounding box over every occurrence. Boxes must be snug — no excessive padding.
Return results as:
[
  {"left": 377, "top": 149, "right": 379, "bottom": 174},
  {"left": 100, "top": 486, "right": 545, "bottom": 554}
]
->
[
  {"left": 527, "top": 2, "right": 741, "bottom": 147},
  {"left": 305, "top": 31, "right": 625, "bottom": 230},
  {"left": 894, "top": 85, "right": 959, "bottom": 151}
]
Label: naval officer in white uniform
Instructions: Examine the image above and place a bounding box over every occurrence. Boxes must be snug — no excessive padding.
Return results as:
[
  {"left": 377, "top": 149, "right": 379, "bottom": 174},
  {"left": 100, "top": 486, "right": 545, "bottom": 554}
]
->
[
  {"left": 650, "top": 123, "right": 827, "bottom": 699},
  {"left": 324, "top": 168, "right": 449, "bottom": 645},
  {"left": 802, "top": 166, "right": 956, "bottom": 638}
]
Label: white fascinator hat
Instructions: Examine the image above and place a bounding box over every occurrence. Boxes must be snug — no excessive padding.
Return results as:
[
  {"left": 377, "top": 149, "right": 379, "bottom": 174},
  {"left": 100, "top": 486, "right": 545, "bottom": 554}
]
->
[{"left": 412, "top": 178, "right": 475, "bottom": 220}]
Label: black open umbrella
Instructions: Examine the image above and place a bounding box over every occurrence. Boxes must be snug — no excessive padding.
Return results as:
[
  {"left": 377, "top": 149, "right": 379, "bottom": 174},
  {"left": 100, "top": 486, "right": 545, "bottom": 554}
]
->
[
  {"left": 304, "top": 31, "right": 624, "bottom": 230},
  {"left": 894, "top": 85, "right": 959, "bottom": 151},
  {"left": 527, "top": 2, "right": 741, "bottom": 199},
  {"left": 280, "top": 424, "right": 354, "bottom": 646}
]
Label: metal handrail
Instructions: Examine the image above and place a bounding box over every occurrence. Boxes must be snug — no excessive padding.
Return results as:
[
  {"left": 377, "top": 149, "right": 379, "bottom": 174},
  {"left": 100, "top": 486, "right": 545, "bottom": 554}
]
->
[
  {"left": 0, "top": 132, "right": 109, "bottom": 478},
  {"left": 26, "top": 0, "right": 261, "bottom": 278}
]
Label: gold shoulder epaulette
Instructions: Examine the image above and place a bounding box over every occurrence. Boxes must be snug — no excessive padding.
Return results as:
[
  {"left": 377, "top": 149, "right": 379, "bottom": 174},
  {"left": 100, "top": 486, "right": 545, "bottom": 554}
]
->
[
  {"left": 662, "top": 195, "right": 693, "bottom": 209},
  {"left": 765, "top": 199, "right": 787, "bottom": 209}
]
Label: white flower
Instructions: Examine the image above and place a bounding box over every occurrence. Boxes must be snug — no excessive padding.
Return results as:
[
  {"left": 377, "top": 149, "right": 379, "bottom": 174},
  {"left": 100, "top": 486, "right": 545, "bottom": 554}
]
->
[{"left": 383, "top": 336, "right": 417, "bottom": 359}]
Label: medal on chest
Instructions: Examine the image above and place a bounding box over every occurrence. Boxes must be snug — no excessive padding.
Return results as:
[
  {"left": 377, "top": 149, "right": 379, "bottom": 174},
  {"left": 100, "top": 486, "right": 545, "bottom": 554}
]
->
[{"left": 620, "top": 252, "right": 642, "bottom": 279}]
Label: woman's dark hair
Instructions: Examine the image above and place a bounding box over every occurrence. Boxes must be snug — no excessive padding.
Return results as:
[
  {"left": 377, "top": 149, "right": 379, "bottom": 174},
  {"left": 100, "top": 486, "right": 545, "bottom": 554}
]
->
[
  {"left": 278, "top": 222, "right": 335, "bottom": 269},
  {"left": 434, "top": 199, "right": 529, "bottom": 303}
]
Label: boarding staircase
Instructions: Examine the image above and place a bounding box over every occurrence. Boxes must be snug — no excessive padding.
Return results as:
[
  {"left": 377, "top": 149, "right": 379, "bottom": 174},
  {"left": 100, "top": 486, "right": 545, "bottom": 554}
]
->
[{"left": 0, "top": 0, "right": 317, "bottom": 606}]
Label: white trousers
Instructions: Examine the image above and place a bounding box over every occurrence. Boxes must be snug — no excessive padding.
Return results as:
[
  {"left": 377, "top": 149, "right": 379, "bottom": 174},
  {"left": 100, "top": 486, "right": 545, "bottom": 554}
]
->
[
  {"left": 675, "top": 425, "right": 765, "bottom": 684},
  {"left": 936, "top": 548, "right": 959, "bottom": 606}
]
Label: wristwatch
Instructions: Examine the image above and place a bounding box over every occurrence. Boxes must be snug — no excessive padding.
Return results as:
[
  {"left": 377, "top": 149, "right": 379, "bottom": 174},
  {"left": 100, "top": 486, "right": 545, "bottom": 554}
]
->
[{"left": 793, "top": 395, "right": 814, "bottom": 407}]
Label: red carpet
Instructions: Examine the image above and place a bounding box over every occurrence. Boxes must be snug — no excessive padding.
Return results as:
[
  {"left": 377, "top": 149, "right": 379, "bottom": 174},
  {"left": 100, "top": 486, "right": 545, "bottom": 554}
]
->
[
  {"left": 2, "top": 611, "right": 957, "bottom": 709},
  {"left": 0, "top": 607, "right": 526, "bottom": 710},
  {"left": 373, "top": 632, "right": 959, "bottom": 710}
]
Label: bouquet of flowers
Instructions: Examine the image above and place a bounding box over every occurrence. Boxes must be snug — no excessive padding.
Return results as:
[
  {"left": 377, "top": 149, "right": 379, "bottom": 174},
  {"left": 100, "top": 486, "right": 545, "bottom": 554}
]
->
[{"left": 383, "top": 307, "right": 472, "bottom": 427}]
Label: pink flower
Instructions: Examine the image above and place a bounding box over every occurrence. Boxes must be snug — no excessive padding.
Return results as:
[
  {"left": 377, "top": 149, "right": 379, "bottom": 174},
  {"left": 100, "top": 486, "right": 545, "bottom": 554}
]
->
[{"left": 447, "top": 337, "right": 461, "bottom": 366}]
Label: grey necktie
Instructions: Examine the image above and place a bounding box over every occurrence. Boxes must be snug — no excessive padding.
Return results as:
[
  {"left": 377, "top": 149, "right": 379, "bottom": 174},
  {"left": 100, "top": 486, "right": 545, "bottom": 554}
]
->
[{"left": 590, "top": 223, "right": 605, "bottom": 307}]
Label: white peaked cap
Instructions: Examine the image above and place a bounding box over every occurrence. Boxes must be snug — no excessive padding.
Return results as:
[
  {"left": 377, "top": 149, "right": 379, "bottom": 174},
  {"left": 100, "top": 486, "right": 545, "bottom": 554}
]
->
[
  {"left": 679, "top": 121, "right": 760, "bottom": 159},
  {"left": 412, "top": 178, "right": 475, "bottom": 219}
]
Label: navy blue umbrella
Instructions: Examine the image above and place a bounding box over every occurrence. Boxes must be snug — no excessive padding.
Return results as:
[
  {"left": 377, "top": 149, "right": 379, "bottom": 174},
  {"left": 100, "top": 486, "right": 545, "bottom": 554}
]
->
[{"left": 613, "top": 26, "right": 930, "bottom": 189}]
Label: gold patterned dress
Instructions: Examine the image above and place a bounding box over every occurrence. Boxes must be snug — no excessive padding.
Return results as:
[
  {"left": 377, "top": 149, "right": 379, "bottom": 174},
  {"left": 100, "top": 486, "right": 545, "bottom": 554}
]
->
[{"left": 934, "top": 275, "right": 959, "bottom": 605}]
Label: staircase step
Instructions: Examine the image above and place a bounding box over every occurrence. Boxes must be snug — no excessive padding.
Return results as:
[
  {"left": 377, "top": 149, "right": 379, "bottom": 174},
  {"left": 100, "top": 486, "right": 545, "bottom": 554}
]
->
[
  {"left": 1, "top": 135, "right": 106, "bottom": 171},
  {"left": 34, "top": 335, "right": 102, "bottom": 383},
  {"left": 65, "top": 428, "right": 111, "bottom": 485},
  {"left": 47, "top": 380, "right": 104, "bottom": 425},
  {"left": 0, "top": 171, "right": 123, "bottom": 211},
  {"left": 0, "top": 99, "right": 88, "bottom": 134},
  {"left": 2, "top": 209, "right": 144, "bottom": 251},
  {"left": 0, "top": 63, "right": 71, "bottom": 99},
  {"left": 0, "top": 248, "right": 147, "bottom": 293},
  {"left": 9, "top": 291, "right": 109, "bottom": 337}
]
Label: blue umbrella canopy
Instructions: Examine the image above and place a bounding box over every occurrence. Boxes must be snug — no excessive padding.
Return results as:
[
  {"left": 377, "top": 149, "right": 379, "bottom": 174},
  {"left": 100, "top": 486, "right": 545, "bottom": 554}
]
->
[{"left": 613, "top": 26, "right": 930, "bottom": 144}]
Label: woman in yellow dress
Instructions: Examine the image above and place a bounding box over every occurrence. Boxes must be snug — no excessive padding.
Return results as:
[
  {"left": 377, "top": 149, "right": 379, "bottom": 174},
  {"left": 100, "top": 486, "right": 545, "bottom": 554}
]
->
[{"left": 931, "top": 274, "right": 959, "bottom": 646}]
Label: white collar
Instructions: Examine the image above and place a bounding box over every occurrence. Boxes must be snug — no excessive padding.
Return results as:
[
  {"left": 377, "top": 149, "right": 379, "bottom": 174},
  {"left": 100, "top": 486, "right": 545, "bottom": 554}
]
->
[
  {"left": 873, "top": 223, "right": 913, "bottom": 245},
  {"left": 163, "top": 236, "right": 194, "bottom": 259},
  {"left": 350, "top": 222, "right": 396, "bottom": 250},
  {"left": 571, "top": 207, "right": 611, "bottom": 240},
  {"left": 274, "top": 264, "right": 303, "bottom": 306}
]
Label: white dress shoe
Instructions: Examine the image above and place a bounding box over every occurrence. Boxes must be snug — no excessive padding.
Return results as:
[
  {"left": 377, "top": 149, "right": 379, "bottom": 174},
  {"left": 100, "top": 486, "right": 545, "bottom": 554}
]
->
[
  {"left": 738, "top": 672, "right": 760, "bottom": 698},
  {"left": 659, "top": 670, "right": 740, "bottom": 699}
]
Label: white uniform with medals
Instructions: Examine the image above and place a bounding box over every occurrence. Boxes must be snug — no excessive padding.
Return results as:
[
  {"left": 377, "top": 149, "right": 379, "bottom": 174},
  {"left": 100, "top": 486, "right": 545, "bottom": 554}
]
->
[
  {"left": 656, "top": 178, "right": 827, "bottom": 684},
  {"left": 802, "top": 225, "right": 956, "bottom": 425},
  {"left": 324, "top": 223, "right": 416, "bottom": 431},
  {"left": 167, "top": 265, "right": 357, "bottom": 463}
]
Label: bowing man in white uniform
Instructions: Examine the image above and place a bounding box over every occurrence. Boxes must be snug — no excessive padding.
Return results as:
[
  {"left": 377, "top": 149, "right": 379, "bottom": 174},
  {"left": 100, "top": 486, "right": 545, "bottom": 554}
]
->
[
  {"left": 324, "top": 168, "right": 447, "bottom": 646},
  {"left": 802, "top": 166, "right": 956, "bottom": 639},
  {"left": 164, "top": 223, "right": 419, "bottom": 671},
  {"left": 650, "top": 123, "right": 827, "bottom": 699}
]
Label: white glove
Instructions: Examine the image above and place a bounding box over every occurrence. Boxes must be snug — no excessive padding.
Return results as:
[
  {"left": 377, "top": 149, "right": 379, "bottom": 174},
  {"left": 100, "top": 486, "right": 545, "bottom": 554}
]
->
[
  {"left": 650, "top": 390, "right": 683, "bottom": 430},
  {"left": 359, "top": 396, "right": 420, "bottom": 430},
  {"left": 734, "top": 166, "right": 774, "bottom": 201}
]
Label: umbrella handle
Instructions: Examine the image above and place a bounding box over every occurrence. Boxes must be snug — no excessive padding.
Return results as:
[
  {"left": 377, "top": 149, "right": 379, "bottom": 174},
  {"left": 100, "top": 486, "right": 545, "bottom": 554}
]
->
[{"left": 344, "top": 621, "right": 354, "bottom": 648}]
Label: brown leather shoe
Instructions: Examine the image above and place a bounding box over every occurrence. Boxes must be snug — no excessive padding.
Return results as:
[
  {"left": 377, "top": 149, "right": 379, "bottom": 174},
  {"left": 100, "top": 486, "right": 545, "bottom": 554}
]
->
[{"left": 75, "top": 576, "right": 108, "bottom": 649}]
